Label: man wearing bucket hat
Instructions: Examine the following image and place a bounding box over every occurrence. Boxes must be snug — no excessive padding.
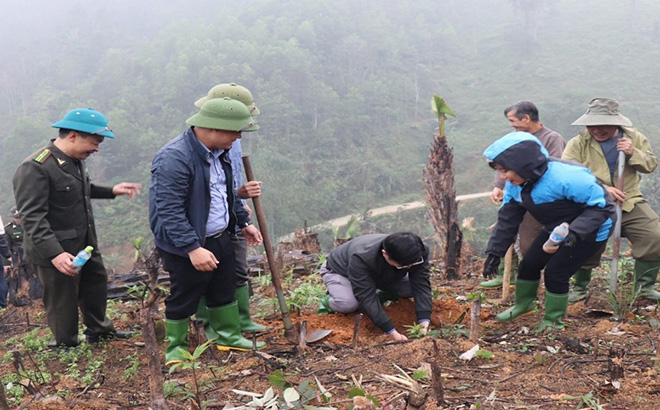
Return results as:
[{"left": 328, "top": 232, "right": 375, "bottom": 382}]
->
[
  {"left": 149, "top": 97, "right": 264, "bottom": 364},
  {"left": 12, "top": 108, "right": 142, "bottom": 347},
  {"left": 563, "top": 98, "right": 660, "bottom": 301},
  {"left": 192, "top": 83, "right": 268, "bottom": 340}
]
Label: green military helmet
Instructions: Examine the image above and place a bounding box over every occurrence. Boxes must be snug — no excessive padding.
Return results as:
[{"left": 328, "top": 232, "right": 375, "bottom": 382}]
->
[
  {"left": 52, "top": 108, "right": 115, "bottom": 138},
  {"left": 186, "top": 97, "right": 259, "bottom": 132},
  {"left": 195, "top": 83, "right": 260, "bottom": 115}
]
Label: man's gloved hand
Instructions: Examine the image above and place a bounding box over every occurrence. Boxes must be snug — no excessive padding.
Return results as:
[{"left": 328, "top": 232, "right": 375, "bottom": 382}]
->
[
  {"left": 562, "top": 231, "right": 578, "bottom": 248},
  {"left": 482, "top": 254, "right": 501, "bottom": 278}
]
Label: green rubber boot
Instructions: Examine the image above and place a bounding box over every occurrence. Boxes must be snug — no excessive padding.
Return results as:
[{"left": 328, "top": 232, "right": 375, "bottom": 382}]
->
[
  {"left": 235, "top": 285, "right": 269, "bottom": 333},
  {"left": 479, "top": 254, "right": 518, "bottom": 288},
  {"left": 496, "top": 279, "right": 539, "bottom": 322},
  {"left": 377, "top": 290, "right": 400, "bottom": 304},
  {"left": 318, "top": 294, "right": 333, "bottom": 314},
  {"left": 536, "top": 291, "right": 568, "bottom": 332},
  {"left": 634, "top": 260, "right": 660, "bottom": 301},
  {"left": 207, "top": 302, "right": 265, "bottom": 351},
  {"left": 568, "top": 269, "right": 592, "bottom": 304},
  {"left": 194, "top": 297, "right": 219, "bottom": 341},
  {"left": 165, "top": 318, "right": 190, "bottom": 365}
]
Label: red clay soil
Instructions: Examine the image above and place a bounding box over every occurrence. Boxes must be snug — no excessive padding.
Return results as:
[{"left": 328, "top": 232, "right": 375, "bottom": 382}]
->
[{"left": 2, "top": 261, "right": 660, "bottom": 409}]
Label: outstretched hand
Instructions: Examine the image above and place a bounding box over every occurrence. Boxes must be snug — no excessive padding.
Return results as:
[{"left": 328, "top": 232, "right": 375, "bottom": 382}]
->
[
  {"left": 112, "top": 182, "right": 142, "bottom": 199},
  {"left": 482, "top": 254, "right": 500, "bottom": 278}
]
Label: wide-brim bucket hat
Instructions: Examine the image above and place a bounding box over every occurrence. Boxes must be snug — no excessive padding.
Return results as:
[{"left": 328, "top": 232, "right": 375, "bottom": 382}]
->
[
  {"left": 195, "top": 83, "right": 260, "bottom": 115},
  {"left": 572, "top": 98, "right": 633, "bottom": 127},
  {"left": 52, "top": 108, "right": 115, "bottom": 138},
  {"left": 186, "top": 97, "right": 259, "bottom": 132}
]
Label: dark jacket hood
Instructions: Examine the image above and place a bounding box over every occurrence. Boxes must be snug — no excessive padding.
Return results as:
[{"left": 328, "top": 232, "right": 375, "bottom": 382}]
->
[{"left": 483, "top": 131, "right": 549, "bottom": 182}]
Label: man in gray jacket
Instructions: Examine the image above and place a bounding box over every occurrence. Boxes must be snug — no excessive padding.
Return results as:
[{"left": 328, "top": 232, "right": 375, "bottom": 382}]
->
[{"left": 318, "top": 232, "right": 432, "bottom": 341}]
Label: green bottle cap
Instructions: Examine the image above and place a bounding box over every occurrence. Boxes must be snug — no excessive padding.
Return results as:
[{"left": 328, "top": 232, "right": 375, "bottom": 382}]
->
[{"left": 84, "top": 246, "right": 94, "bottom": 253}]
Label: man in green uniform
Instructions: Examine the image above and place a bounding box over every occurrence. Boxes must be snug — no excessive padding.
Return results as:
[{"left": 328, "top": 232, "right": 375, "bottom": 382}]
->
[
  {"left": 563, "top": 98, "right": 660, "bottom": 302},
  {"left": 5, "top": 206, "right": 43, "bottom": 300},
  {"left": 0, "top": 218, "right": 11, "bottom": 308},
  {"left": 13, "top": 108, "right": 142, "bottom": 347}
]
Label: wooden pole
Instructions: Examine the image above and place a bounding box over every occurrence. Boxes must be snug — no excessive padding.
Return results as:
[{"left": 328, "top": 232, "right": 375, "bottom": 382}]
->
[
  {"left": 140, "top": 248, "right": 168, "bottom": 410},
  {"left": 242, "top": 156, "right": 296, "bottom": 341},
  {"left": 469, "top": 298, "right": 481, "bottom": 343},
  {"left": 501, "top": 245, "right": 513, "bottom": 302},
  {"left": 610, "top": 151, "right": 626, "bottom": 293}
]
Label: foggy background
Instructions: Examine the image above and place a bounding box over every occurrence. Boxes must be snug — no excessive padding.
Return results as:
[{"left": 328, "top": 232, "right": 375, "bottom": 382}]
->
[{"left": 2, "top": 0, "right": 659, "bottom": 269}]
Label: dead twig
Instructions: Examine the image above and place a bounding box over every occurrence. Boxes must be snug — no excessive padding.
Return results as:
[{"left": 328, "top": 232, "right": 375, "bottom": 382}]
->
[
  {"left": 469, "top": 298, "right": 481, "bottom": 343},
  {"left": 137, "top": 247, "right": 168, "bottom": 410},
  {"left": 376, "top": 364, "right": 427, "bottom": 408},
  {"left": 352, "top": 313, "right": 362, "bottom": 349},
  {"left": 431, "top": 340, "right": 446, "bottom": 406},
  {"left": 298, "top": 321, "right": 309, "bottom": 352},
  {"left": 498, "top": 362, "right": 541, "bottom": 383}
]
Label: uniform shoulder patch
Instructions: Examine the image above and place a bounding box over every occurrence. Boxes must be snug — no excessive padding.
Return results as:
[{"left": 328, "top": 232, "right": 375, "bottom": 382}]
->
[{"left": 33, "top": 149, "right": 52, "bottom": 164}]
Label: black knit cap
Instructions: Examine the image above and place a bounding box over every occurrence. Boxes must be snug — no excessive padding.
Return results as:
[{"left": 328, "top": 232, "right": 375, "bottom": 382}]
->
[{"left": 382, "top": 232, "right": 424, "bottom": 266}]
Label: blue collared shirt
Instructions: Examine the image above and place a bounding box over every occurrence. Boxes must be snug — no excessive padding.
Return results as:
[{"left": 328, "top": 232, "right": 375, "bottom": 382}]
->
[{"left": 196, "top": 140, "right": 229, "bottom": 237}]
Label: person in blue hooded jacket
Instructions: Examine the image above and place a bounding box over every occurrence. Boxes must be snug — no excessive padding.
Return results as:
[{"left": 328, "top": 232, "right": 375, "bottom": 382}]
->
[{"left": 482, "top": 132, "right": 616, "bottom": 331}]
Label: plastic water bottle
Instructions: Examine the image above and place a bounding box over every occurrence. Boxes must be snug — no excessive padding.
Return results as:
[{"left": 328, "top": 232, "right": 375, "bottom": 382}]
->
[
  {"left": 543, "top": 223, "right": 570, "bottom": 254},
  {"left": 72, "top": 246, "right": 94, "bottom": 271}
]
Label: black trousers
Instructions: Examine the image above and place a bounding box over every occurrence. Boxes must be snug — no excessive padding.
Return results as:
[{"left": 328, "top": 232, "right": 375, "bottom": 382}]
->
[
  {"left": 518, "top": 232, "right": 605, "bottom": 294},
  {"left": 160, "top": 231, "right": 236, "bottom": 320}
]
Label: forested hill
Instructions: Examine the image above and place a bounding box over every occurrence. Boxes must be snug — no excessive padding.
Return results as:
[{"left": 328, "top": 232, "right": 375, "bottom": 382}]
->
[{"left": 2, "top": 0, "right": 660, "bottom": 257}]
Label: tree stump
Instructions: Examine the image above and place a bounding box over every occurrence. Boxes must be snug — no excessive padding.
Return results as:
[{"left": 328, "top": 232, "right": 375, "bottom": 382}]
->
[{"left": 608, "top": 346, "right": 625, "bottom": 380}]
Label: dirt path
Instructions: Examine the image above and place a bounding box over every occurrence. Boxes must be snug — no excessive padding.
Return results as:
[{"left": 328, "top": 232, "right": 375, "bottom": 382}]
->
[{"left": 278, "top": 191, "right": 491, "bottom": 241}]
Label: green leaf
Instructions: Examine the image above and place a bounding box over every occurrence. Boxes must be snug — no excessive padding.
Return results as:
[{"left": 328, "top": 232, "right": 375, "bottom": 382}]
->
[
  {"left": 267, "top": 369, "right": 292, "bottom": 389},
  {"left": 191, "top": 340, "right": 213, "bottom": 360},
  {"left": 412, "top": 370, "right": 428, "bottom": 380},
  {"left": 348, "top": 387, "right": 366, "bottom": 398},
  {"left": 431, "top": 95, "right": 456, "bottom": 118}
]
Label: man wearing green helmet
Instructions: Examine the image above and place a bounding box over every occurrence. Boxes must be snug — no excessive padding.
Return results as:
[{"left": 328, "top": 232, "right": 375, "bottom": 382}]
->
[
  {"left": 12, "top": 108, "right": 142, "bottom": 347},
  {"left": 149, "top": 97, "right": 265, "bottom": 365},
  {"left": 192, "top": 83, "right": 268, "bottom": 340}
]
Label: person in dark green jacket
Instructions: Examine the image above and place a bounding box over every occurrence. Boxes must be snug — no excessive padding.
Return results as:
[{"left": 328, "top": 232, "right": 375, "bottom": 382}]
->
[
  {"left": 5, "top": 206, "right": 43, "bottom": 300},
  {"left": 13, "top": 108, "right": 142, "bottom": 347},
  {"left": 563, "top": 98, "right": 660, "bottom": 302}
]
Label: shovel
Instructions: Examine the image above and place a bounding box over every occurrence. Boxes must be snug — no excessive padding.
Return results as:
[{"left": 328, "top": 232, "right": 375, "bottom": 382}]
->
[
  {"left": 298, "top": 321, "right": 332, "bottom": 345},
  {"left": 305, "top": 329, "right": 332, "bottom": 343}
]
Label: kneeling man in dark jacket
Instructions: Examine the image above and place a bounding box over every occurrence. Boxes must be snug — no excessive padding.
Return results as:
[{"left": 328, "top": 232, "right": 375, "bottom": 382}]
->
[{"left": 319, "top": 232, "right": 432, "bottom": 341}]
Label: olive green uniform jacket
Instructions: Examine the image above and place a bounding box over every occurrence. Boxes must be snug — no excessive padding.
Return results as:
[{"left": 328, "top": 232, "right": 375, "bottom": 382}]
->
[
  {"left": 13, "top": 141, "right": 115, "bottom": 266},
  {"left": 563, "top": 127, "right": 657, "bottom": 212},
  {"left": 4, "top": 221, "right": 24, "bottom": 258},
  {"left": 563, "top": 127, "right": 660, "bottom": 263},
  {"left": 12, "top": 140, "right": 116, "bottom": 345}
]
